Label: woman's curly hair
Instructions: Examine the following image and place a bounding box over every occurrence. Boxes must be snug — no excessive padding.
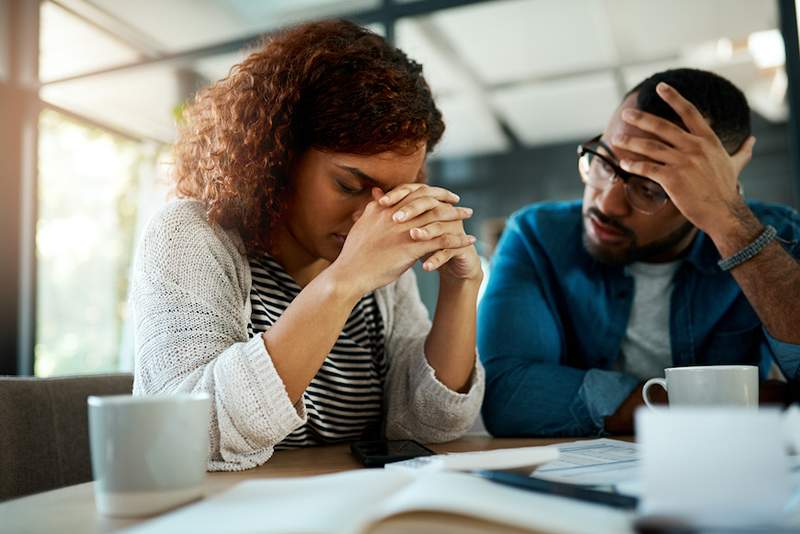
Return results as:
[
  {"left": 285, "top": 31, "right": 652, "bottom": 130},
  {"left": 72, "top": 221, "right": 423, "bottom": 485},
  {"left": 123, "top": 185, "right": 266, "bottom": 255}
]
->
[{"left": 173, "top": 20, "right": 445, "bottom": 253}]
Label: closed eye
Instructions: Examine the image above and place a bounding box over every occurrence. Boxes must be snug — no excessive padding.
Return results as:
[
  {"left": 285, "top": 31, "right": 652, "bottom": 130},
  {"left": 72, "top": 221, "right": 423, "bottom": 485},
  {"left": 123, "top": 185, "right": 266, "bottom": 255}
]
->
[{"left": 335, "top": 178, "right": 363, "bottom": 195}]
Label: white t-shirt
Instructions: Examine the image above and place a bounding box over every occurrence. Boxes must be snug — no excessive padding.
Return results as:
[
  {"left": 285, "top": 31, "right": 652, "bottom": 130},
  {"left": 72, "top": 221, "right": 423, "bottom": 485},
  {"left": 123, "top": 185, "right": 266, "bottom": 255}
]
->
[{"left": 617, "top": 260, "right": 682, "bottom": 381}]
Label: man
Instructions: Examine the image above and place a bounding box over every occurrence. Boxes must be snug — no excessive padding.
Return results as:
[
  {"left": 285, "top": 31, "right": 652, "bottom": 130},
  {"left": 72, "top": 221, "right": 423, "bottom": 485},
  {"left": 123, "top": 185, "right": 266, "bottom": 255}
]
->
[{"left": 477, "top": 68, "right": 800, "bottom": 436}]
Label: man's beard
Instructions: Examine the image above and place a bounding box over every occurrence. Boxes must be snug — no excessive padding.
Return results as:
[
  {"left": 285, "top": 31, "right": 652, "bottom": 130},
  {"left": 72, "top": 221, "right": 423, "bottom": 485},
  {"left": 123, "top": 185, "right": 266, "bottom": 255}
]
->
[{"left": 582, "top": 207, "right": 695, "bottom": 266}]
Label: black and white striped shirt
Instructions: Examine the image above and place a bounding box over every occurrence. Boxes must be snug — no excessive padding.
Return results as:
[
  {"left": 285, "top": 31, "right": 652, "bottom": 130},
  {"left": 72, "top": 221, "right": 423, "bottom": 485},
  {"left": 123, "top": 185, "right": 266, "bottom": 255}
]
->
[{"left": 247, "top": 254, "right": 386, "bottom": 449}]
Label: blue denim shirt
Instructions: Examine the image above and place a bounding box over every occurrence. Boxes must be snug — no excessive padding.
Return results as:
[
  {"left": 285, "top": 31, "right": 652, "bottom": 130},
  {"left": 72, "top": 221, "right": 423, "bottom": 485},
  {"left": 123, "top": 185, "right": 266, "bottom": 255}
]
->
[{"left": 477, "top": 200, "right": 800, "bottom": 437}]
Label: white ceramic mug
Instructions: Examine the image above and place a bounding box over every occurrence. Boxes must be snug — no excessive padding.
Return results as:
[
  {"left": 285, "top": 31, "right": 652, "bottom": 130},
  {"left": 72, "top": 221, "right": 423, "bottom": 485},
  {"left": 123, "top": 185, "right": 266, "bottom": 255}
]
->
[
  {"left": 88, "top": 393, "right": 211, "bottom": 517},
  {"left": 642, "top": 365, "right": 758, "bottom": 409}
]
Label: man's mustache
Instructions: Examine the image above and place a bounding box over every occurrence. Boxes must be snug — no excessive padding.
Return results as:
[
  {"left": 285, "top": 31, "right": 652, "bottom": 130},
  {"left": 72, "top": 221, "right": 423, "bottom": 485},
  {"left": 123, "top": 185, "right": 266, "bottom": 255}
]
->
[{"left": 585, "top": 207, "right": 635, "bottom": 238}]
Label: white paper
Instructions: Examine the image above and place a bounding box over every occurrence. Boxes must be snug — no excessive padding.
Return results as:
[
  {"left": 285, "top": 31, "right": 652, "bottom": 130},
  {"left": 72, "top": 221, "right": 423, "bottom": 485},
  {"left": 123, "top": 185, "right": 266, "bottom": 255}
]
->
[
  {"left": 384, "top": 444, "right": 559, "bottom": 472},
  {"left": 121, "top": 469, "right": 635, "bottom": 534},
  {"left": 532, "top": 439, "right": 640, "bottom": 486},
  {"left": 636, "top": 407, "right": 793, "bottom": 528}
]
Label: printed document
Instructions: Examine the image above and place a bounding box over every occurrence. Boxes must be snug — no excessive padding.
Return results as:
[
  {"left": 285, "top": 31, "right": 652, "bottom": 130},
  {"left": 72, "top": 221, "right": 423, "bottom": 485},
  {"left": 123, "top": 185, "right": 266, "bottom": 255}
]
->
[{"left": 532, "top": 439, "right": 640, "bottom": 487}]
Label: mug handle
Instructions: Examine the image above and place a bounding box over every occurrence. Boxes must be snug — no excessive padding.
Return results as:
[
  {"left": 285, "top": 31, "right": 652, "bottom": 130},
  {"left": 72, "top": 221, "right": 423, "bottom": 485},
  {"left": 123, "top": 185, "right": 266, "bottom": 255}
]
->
[{"left": 642, "top": 378, "right": 667, "bottom": 410}]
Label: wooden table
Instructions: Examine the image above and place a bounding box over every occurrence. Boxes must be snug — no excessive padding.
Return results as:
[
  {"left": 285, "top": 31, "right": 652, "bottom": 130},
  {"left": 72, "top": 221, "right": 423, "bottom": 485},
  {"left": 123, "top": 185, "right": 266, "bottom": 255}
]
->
[{"left": 0, "top": 436, "right": 588, "bottom": 534}]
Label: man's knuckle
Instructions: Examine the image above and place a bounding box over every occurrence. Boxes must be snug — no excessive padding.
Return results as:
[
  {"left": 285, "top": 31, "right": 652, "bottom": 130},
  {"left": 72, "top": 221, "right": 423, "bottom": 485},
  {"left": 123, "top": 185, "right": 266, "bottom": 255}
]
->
[{"left": 646, "top": 140, "right": 662, "bottom": 152}]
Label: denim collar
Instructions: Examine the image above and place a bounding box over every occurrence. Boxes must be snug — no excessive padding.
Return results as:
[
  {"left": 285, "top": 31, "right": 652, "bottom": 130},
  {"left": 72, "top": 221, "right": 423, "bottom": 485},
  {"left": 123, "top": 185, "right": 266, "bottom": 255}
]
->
[{"left": 683, "top": 230, "right": 722, "bottom": 275}]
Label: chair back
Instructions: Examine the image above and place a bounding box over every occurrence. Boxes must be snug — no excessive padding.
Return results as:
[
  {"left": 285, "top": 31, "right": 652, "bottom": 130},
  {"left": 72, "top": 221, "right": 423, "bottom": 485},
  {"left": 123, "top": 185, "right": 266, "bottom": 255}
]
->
[{"left": 0, "top": 373, "right": 134, "bottom": 500}]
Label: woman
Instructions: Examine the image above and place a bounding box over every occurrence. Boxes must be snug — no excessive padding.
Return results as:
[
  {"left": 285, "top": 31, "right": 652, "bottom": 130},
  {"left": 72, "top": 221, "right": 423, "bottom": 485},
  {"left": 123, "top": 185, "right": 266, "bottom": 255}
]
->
[{"left": 132, "top": 20, "right": 484, "bottom": 471}]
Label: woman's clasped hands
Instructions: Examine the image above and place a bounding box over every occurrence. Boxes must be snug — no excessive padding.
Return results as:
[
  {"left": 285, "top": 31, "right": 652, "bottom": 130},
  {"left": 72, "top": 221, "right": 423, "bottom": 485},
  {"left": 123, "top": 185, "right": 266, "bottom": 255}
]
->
[{"left": 332, "top": 183, "right": 483, "bottom": 295}]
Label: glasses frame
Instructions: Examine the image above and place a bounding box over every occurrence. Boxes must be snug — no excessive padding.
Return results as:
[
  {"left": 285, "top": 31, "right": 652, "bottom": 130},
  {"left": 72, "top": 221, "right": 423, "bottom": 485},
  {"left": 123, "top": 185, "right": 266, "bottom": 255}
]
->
[{"left": 577, "top": 134, "right": 670, "bottom": 215}]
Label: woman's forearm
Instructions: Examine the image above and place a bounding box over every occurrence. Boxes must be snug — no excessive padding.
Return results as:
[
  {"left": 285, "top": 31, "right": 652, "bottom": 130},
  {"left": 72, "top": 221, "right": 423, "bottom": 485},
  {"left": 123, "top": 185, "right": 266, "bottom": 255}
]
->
[
  {"left": 424, "top": 275, "right": 482, "bottom": 392},
  {"left": 262, "top": 265, "right": 362, "bottom": 404}
]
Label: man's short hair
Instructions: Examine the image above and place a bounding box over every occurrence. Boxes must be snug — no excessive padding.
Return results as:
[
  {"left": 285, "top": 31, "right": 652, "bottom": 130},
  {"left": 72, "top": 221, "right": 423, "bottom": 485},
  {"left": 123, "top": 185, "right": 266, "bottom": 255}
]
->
[{"left": 626, "top": 68, "right": 751, "bottom": 155}]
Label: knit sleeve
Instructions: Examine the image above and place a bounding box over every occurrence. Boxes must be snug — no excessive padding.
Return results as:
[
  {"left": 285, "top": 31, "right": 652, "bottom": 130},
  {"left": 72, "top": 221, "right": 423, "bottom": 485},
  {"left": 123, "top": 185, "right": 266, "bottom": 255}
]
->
[
  {"left": 382, "top": 269, "right": 485, "bottom": 443},
  {"left": 131, "top": 201, "right": 306, "bottom": 471}
]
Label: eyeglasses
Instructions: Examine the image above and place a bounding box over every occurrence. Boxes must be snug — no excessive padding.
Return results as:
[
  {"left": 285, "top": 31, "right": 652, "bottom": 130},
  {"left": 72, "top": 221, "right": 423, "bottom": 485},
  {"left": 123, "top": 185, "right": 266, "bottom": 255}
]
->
[{"left": 577, "top": 134, "right": 669, "bottom": 215}]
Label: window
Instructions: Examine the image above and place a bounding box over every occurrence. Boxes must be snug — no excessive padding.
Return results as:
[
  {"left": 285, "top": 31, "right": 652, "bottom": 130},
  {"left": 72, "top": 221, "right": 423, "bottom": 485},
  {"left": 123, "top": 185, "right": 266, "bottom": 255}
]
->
[{"left": 35, "top": 109, "right": 150, "bottom": 376}]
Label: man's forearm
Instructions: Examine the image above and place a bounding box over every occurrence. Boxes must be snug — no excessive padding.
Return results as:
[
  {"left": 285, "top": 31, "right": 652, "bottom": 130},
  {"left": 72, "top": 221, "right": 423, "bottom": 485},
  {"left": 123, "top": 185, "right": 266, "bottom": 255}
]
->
[{"left": 709, "top": 205, "right": 800, "bottom": 345}]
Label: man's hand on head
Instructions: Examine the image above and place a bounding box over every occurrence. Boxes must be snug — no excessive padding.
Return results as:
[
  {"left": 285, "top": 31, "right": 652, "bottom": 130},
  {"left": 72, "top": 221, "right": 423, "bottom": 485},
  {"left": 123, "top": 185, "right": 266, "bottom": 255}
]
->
[{"left": 611, "top": 82, "right": 759, "bottom": 248}]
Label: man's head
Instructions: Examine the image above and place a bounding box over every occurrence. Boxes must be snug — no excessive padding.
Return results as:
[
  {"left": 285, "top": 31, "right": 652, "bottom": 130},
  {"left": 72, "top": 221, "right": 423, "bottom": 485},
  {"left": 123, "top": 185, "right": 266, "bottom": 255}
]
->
[{"left": 581, "top": 68, "right": 751, "bottom": 265}]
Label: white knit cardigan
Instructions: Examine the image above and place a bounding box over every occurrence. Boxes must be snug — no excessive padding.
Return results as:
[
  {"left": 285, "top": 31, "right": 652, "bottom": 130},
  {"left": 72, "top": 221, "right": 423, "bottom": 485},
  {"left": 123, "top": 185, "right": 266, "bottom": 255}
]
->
[{"left": 131, "top": 200, "right": 484, "bottom": 471}]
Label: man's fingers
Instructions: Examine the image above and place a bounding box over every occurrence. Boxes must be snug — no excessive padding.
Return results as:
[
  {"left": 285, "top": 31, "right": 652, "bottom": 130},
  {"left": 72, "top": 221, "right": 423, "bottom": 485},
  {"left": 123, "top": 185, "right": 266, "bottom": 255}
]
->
[
  {"left": 620, "top": 159, "right": 668, "bottom": 187},
  {"left": 620, "top": 108, "right": 691, "bottom": 149},
  {"left": 731, "top": 136, "right": 756, "bottom": 175},
  {"left": 655, "top": 82, "right": 715, "bottom": 138},
  {"left": 612, "top": 134, "right": 678, "bottom": 164}
]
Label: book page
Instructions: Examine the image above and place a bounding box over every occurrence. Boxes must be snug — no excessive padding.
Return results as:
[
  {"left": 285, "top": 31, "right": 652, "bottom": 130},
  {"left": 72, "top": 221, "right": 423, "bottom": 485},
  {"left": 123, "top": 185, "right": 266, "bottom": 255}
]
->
[
  {"left": 123, "top": 468, "right": 635, "bottom": 534},
  {"left": 367, "top": 471, "right": 635, "bottom": 534},
  {"left": 123, "top": 470, "right": 413, "bottom": 534}
]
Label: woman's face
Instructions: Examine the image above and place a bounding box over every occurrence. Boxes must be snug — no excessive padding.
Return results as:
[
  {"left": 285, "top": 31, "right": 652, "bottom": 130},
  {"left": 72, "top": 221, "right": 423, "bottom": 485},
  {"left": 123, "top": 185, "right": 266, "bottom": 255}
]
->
[{"left": 280, "top": 145, "right": 427, "bottom": 264}]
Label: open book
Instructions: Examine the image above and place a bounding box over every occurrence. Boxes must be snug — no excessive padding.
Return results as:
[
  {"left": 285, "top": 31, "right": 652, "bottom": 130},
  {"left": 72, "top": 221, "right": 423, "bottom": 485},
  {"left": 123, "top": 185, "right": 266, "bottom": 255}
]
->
[{"left": 125, "top": 469, "right": 634, "bottom": 534}]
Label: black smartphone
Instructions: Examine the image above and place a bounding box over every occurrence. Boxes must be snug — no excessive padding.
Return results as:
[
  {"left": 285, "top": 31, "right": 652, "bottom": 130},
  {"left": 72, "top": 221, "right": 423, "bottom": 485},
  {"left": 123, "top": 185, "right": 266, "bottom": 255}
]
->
[{"left": 350, "top": 439, "right": 436, "bottom": 468}]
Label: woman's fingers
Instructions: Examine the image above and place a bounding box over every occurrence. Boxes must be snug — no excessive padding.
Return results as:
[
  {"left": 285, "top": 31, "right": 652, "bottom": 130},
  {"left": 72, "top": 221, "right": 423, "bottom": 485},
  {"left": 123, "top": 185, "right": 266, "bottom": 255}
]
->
[
  {"left": 379, "top": 184, "right": 422, "bottom": 207},
  {"left": 395, "top": 202, "right": 473, "bottom": 223},
  {"left": 410, "top": 220, "right": 467, "bottom": 241},
  {"left": 416, "top": 232, "right": 475, "bottom": 255},
  {"left": 379, "top": 184, "right": 460, "bottom": 208},
  {"left": 404, "top": 204, "right": 473, "bottom": 228},
  {"left": 394, "top": 196, "right": 473, "bottom": 222},
  {"left": 422, "top": 249, "right": 453, "bottom": 271},
  {"left": 421, "top": 243, "right": 475, "bottom": 271},
  {"left": 410, "top": 221, "right": 444, "bottom": 240},
  {"left": 393, "top": 196, "right": 437, "bottom": 222}
]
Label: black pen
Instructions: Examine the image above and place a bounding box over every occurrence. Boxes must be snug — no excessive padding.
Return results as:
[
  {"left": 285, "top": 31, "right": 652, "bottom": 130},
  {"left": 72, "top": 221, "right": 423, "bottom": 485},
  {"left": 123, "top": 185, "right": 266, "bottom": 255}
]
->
[{"left": 475, "top": 469, "right": 639, "bottom": 510}]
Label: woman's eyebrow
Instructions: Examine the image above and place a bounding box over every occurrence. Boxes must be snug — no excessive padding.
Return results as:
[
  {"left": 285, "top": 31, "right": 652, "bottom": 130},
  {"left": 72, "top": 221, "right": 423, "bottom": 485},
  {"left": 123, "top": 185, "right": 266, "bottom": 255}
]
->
[{"left": 335, "top": 164, "right": 386, "bottom": 190}]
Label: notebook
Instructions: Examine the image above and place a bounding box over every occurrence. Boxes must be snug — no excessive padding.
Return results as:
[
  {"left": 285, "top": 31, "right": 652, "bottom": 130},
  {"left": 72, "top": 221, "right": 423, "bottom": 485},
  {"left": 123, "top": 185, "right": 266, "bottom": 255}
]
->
[{"left": 123, "top": 469, "right": 635, "bottom": 534}]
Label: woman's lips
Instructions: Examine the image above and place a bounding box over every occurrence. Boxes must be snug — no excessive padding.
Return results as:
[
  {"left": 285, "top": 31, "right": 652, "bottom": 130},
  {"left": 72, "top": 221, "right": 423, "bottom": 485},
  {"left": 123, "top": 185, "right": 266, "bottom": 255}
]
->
[
  {"left": 589, "top": 216, "right": 629, "bottom": 244},
  {"left": 332, "top": 233, "right": 347, "bottom": 245}
]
